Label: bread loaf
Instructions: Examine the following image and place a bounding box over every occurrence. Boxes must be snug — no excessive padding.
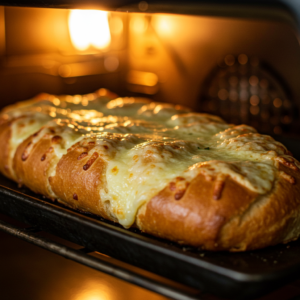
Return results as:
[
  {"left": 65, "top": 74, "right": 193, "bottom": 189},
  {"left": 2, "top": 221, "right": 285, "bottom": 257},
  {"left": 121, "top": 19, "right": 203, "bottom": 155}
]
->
[{"left": 1, "top": 88, "right": 300, "bottom": 251}]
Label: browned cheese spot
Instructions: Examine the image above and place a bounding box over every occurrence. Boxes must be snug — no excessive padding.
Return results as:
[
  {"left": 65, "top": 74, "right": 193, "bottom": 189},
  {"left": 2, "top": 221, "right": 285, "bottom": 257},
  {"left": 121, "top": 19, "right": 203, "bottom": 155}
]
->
[
  {"left": 111, "top": 166, "right": 119, "bottom": 175},
  {"left": 67, "top": 142, "right": 81, "bottom": 153},
  {"left": 18, "top": 123, "right": 25, "bottom": 128},
  {"left": 144, "top": 150, "right": 154, "bottom": 163},
  {"left": 213, "top": 175, "right": 227, "bottom": 200},
  {"left": 73, "top": 193, "right": 78, "bottom": 200},
  {"left": 21, "top": 142, "right": 32, "bottom": 161},
  {"left": 29, "top": 119, "right": 35, "bottom": 125},
  {"left": 76, "top": 146, "right": 88, "bottom": 152},
  {"left": 83, "top": 152, "right": 99, "bottom": 171},
  {"left": 171, "top": 145, "right": 180, "bottom": 150},
  {"left": 88, "top": 141, "right": 96, "bottom": 145},
  {"left": 41, "top": 154, "right": 46, "bottom": 161},
  {"left": 279, "top": 171, "right": 296, "bottom": 184},
  {"left": 103, "top": 145, "right": 109, "bottom": 150},
  {"left": 146, "top": 150, "right": 153, "bottom": 155},
  {"left": 277, "top": 157, "right": 298, "bottom": 171},
  {"left": 77, "top": 152, "right": 88, "bottom": 160},
  {"left": 51, "top": 135, "right": 63, "bottom": 144}
]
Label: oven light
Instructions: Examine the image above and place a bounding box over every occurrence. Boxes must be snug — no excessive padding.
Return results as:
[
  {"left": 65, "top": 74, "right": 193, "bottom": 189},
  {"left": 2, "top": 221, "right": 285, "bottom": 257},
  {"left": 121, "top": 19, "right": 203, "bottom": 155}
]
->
[
  {"left": 69, "top": 10, "right": 111, "bottom": 51},
  {"left": 153, "top": 16, "right": 172, "bottom": 35}
]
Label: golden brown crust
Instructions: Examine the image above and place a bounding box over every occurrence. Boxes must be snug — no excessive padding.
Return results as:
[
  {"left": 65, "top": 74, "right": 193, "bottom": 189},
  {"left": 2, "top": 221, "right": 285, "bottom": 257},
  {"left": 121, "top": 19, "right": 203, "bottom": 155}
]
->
[
  {"left": 136, "top": 174, "right": 258, "bottom": 250},
  {"left": 0, "top": 119, "right": 14, "bottom": 179},
  {"left": 217, "top": 165, "right": 300, "bottom": 251},
  {"left": 136, "top": 165, "right": 300, "bottom": 251},
  {"left": 48, "top": 141, "right": 114, "bottom": 221},
  {"left": 13, "top": 135, "right": 57, "bottom": 196}
]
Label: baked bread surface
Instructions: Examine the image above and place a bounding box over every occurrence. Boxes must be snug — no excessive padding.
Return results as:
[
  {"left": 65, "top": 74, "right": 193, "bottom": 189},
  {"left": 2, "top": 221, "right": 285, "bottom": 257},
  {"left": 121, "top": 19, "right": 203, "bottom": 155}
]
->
[{"left": 1, "top": 88, "right": 300, "bottom": 251}]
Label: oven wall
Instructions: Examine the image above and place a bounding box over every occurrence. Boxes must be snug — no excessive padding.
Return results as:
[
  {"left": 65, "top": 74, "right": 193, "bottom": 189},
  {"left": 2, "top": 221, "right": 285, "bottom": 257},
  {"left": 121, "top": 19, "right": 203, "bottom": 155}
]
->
[
  {"left": 0, "top": 7, "right": 299, "bottom": 135},
  {"left": 0, "top": 7, "right": 128, "bottom": 107}
]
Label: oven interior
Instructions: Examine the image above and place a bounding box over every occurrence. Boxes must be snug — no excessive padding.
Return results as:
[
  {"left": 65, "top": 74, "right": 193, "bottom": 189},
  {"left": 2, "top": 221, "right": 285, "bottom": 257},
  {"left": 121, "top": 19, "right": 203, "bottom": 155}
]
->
[
  {"left": 1, "top": 4, "right": 300, "bottom": 138},
  {"left": 1, "top": 3, "right": 300, "bottom": 300}
]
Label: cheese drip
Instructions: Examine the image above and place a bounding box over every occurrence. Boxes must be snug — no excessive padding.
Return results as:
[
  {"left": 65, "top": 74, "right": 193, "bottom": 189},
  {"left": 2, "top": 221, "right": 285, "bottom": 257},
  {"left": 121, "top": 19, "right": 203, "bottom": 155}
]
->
[{"left": 0, "top": 92, "right": 291, "bottom": 227}]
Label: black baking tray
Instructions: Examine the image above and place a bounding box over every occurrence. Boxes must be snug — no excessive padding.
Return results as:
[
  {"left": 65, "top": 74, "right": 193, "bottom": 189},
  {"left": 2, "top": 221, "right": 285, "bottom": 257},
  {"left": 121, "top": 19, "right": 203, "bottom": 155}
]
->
[
  {"left": 0, "top": 176, "right": 300, "bottom": 299},
  {"left": 1, "top": 137, "right": 300, "bottom": 300}
]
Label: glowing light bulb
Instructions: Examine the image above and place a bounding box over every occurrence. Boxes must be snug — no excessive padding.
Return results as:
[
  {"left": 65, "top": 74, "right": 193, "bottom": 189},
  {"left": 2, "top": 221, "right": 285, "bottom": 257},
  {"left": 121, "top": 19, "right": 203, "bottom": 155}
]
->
[{"left": 69, "top": 10, "right": 111, "bottom": 51}]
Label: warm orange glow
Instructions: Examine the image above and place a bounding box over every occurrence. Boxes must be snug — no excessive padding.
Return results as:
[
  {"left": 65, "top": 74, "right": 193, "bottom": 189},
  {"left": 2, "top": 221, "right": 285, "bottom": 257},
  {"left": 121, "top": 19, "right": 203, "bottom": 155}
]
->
[
  {"left": 69, "top": 10, "right": 111, "bottom": 51},
  {"left": 130, "top": 16, "right": 148, "bottom": 34},
  {"left": 152, "top": 16, "right": 173, "bottom": 35},
  {"left": 110, "top": 16, "right": 123, "bottom": 35},
  {"left": 73, "top": 279, "right": 114, "bottom": 300},
  {"left": 127, "top": 70, "right": 158, "bottom": 87}
]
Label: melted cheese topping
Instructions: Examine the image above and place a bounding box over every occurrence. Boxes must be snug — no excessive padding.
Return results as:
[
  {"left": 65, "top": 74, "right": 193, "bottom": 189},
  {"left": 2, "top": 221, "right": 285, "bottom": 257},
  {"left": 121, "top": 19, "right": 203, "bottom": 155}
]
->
[{"left": 1, "top": 90, "right": 292, "bottom": 227}]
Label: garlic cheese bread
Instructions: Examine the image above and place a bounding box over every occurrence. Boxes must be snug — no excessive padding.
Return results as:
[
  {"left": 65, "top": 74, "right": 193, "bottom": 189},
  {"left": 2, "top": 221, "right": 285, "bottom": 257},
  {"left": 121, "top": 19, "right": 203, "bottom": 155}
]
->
[{"left": 1, "top": 88, "right": 300, "bottom": 251}]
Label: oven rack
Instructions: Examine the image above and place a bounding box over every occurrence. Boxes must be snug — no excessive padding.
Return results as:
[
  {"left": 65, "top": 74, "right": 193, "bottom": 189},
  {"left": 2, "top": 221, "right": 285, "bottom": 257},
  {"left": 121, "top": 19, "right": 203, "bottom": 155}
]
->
[{"left": 0, "top": 217, "right": 202, "bottom": 300}]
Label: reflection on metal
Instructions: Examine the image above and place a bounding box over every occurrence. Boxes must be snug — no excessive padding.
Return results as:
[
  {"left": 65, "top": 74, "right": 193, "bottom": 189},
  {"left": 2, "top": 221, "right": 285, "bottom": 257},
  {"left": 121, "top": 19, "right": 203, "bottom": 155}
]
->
[
  {"left": 127, "top": 70, "right": 158, "bottom": 94},
  {"left": 117, "top": 2, "right": 298, "bottom": 32},
  {"left": 69, "top": 10, "right": 111, "bottom": 51},
  {"left": 200, "top": 54, "right": 295, "bottom": 135},
  {"left": 0, "top": 219, "right": 202, "bottom": 300},
  {"left": 0, "top": 6, "right": 5, "bottom": 56},
  {"left": 127, "top": 70, "right": 158, "bottom": 87},
  {"left": 1, "top": 53, "right": 119, "bottom": 78},
  {"left": 58, "top": 59, "right": 116, "bottom": 77}
]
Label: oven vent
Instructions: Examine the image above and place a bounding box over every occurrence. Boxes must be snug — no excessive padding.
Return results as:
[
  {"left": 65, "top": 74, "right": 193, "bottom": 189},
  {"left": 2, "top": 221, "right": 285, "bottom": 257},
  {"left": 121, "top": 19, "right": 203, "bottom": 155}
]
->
[{"left": 199, "top": 54, "right": 297, "bottom": 136}]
